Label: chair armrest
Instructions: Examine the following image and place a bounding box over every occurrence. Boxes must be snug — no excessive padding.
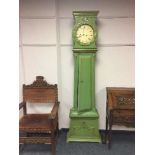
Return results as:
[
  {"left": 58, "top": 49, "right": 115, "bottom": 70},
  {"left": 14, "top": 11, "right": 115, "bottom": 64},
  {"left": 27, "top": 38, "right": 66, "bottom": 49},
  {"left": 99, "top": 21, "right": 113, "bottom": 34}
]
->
[
  {"left": 49, "top": 101, "right": 60, "bottom": 119},
  {"left": 19, "top": 102, "right": 26, "bottom": 110}
]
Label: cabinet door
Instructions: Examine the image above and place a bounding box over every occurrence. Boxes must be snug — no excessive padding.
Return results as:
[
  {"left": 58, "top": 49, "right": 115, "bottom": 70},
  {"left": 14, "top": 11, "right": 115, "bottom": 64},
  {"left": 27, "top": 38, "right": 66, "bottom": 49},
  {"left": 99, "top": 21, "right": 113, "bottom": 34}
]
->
[{"left": 78, "top": 54, "right": 93, "bottom": 112}]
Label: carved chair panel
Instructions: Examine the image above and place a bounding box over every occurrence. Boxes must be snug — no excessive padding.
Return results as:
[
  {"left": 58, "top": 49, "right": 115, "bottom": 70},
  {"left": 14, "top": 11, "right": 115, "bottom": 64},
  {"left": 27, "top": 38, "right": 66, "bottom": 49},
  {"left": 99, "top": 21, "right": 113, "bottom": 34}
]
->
[
  {"left": 23, "top": 88, "right": 57, "bottom": 103},
  {"left": 23, "top": 76, "right": 58, "bottom": 104}
]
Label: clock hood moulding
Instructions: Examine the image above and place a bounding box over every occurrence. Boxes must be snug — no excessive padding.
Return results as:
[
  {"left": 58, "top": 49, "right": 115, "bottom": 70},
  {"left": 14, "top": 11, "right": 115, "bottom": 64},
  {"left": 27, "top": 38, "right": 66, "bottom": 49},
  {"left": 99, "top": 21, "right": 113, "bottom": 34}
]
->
[{"left": 73, "top": 11, "right": 99, "bottom": 16}]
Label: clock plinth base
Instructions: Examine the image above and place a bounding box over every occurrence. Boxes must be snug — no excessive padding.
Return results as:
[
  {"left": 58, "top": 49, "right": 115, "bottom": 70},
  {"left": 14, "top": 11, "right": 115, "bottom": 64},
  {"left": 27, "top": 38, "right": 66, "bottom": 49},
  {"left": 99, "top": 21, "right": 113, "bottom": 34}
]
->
[
  {"left": 67, "top": 110, "right": 101, "bottom": 143},
  {"left": 67, "top": 133, "right": 101, "bottom": 143}
]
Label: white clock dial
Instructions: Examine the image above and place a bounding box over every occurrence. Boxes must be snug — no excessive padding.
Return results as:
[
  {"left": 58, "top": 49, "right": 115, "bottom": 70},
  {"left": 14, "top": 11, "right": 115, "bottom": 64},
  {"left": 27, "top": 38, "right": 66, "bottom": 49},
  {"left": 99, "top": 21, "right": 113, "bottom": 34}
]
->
[{"left": 76, "top": 25, "right": 94, "bottom": 44}]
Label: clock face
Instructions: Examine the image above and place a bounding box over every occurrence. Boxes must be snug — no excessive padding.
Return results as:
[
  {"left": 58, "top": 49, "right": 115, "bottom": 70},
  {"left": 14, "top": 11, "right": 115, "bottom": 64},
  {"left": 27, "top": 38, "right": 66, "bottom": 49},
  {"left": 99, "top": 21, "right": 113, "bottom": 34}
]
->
[{"left": 76, "top": 25, "right": 94, "bottom": 45}]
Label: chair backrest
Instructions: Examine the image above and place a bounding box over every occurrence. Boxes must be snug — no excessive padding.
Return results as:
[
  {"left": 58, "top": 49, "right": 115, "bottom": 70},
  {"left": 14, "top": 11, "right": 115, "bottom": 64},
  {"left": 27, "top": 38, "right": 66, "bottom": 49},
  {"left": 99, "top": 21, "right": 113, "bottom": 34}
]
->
[{"left": 23, "top": 76, "right": 58, "bottom": 104}]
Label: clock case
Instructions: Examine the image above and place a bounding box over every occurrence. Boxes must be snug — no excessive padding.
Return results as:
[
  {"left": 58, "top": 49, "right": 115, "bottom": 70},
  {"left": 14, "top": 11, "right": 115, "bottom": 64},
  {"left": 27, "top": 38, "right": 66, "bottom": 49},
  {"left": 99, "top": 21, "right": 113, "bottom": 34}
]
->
[{"left": 67, "top": 11, "right": 101, "bottom": 143}]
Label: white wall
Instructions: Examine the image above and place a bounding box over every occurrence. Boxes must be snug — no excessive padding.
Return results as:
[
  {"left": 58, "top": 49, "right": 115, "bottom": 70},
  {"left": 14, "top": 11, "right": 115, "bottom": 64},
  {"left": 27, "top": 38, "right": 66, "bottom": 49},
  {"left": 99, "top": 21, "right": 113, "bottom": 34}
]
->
[{"left": 19, "top": 0, "right": 135, "bottom": 129}]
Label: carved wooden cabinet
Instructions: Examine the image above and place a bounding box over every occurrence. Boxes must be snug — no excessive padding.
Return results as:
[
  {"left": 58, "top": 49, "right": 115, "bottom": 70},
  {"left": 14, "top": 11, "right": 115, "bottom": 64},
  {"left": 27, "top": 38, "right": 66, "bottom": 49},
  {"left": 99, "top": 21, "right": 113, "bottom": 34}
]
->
[{"left": 105, "top": 87, "right": 135, "bottom": 149}]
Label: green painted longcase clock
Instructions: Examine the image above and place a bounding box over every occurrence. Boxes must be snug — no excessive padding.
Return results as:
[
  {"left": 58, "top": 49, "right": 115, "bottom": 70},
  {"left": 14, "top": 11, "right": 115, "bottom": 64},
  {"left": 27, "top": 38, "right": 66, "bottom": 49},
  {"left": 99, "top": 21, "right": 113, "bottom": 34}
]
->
[{"left": 67, "top": 11, "right": 101, "bottom": 143}]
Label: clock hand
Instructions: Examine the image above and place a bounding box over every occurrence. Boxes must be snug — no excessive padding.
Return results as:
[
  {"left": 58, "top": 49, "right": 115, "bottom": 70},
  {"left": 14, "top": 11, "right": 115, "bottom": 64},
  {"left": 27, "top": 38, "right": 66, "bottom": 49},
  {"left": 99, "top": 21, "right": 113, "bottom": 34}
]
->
[{"left": 82, "top": 26, "right": 84, "bottom": 35}]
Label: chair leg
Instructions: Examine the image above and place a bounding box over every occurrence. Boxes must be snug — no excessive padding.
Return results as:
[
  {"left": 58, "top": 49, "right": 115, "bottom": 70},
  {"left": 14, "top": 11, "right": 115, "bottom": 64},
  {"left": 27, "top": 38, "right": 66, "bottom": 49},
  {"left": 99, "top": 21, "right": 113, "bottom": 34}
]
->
[
  {"left": 55, "top": 122, "right": 59, "bottom": 138},
  {"left": 51, "top": 131, "right": 56, "bottom": 155},
  {"left": 19, "top": 144, "right": 24, "bottom": 152},
  {"left": 51, "top": 142, "right": 56, "bottom": 155},
  {"left": 57, "top": 123, "right": 59, "bottom": 137}
]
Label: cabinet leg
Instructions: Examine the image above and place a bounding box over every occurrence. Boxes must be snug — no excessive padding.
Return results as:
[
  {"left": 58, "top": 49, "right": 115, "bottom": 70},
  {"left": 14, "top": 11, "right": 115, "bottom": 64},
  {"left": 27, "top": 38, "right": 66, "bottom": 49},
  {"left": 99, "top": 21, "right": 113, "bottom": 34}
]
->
[
  {"left": 104, "top": 116, "right": 109, "bottom": 144},
  {"left": 108, "top": 118, "right": 112, "bottom": 149}
]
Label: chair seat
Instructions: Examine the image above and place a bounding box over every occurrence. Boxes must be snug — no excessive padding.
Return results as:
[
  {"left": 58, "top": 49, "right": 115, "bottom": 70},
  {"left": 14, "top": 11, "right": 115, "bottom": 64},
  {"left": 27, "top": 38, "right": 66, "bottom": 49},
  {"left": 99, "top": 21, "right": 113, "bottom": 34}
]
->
[{"left": 19, "top": 114, "right": 52, "bottom": 132}]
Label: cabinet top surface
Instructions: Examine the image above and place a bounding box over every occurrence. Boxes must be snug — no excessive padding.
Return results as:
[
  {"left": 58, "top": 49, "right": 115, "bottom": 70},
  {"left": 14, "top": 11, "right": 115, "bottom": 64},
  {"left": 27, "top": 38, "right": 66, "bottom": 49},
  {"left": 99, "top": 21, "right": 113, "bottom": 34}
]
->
[{"left": 106, "top": 87, "right": 135, "bottom": 92}]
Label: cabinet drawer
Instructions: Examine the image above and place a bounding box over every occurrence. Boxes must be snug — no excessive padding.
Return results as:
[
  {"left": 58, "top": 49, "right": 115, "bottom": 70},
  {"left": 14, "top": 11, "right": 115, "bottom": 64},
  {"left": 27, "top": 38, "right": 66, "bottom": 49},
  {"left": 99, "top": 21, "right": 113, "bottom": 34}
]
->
[
  {"left": 112, "top": 110, "right": 135, "bottom": 127},
  {"left": 112, "top": 109, "right": 134, "bottom": 116}
]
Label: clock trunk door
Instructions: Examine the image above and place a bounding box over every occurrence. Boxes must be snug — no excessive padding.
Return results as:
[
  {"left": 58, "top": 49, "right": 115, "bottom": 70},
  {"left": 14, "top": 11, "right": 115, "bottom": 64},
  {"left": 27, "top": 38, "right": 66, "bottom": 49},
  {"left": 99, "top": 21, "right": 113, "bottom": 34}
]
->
[{"left": 77, "top": 54, "right": 93, "bottom": 112}]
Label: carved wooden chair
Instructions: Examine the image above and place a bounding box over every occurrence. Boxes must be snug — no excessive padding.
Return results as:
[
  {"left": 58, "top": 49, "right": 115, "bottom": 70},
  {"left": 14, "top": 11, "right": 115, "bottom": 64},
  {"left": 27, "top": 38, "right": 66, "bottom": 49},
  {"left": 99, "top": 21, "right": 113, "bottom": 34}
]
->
[{"left": 19, "top": 76, "right": 59, "bottom": 155}]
